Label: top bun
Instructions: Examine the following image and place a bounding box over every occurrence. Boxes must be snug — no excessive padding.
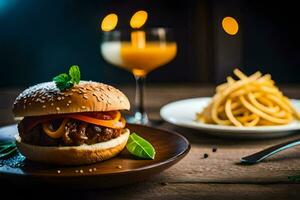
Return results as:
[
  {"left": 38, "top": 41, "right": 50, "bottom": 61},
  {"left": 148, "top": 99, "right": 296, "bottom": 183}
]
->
[{"left": 13, "top": 81, "right": 130, "bottom": 117}]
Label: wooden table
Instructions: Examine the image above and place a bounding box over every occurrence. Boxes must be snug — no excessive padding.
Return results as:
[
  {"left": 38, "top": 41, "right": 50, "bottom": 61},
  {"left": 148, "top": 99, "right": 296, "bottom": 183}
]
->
[{"left": 1, "top": 84, "right": 300, "bottom": 199}]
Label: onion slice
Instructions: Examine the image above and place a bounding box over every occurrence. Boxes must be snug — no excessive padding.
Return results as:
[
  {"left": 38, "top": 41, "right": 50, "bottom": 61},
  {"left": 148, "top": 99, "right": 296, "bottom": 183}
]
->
[{"left": 42, "top": 119, "right": 69, "bottom": 139}]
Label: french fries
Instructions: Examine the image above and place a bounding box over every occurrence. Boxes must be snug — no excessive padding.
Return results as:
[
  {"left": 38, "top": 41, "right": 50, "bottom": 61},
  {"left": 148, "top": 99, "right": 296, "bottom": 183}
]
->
[{"left": 196, "top": 69, "right": 300, "bottom": 127}]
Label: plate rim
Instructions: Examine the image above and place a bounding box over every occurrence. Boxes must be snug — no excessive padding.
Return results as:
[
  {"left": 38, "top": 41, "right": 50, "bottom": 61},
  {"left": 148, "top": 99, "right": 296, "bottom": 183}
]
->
[{"left": 0, "top": 123, "right": 191, "bottom": 178}]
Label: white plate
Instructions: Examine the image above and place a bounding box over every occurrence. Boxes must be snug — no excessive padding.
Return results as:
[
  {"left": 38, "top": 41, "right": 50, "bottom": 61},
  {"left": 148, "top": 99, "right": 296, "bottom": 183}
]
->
[{"left": 160, "top": 97, "right": 300, "bottom": 138}]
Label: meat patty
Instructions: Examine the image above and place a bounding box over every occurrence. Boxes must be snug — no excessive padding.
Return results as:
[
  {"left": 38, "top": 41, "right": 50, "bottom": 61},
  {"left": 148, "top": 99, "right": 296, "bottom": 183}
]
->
[{"left": 18, "top": 118, "right": 124, "bottom": 146}]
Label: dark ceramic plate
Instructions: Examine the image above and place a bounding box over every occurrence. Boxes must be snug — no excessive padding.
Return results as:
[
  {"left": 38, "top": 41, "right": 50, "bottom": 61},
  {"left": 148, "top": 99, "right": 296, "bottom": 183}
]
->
[{"left": 0, "top": 124, "right": 190, "bottom": 188}]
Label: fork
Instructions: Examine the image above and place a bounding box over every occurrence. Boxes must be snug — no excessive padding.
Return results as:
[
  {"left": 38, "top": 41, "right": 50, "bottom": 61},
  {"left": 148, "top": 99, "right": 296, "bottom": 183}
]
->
[{"left": 241, "top": 138, "right": 300, "bottom": 164}]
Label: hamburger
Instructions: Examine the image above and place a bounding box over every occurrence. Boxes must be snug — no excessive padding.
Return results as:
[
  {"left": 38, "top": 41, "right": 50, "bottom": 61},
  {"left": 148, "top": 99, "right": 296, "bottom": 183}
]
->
[{"left": 12, "top": 81, "right": 130, "bottom": 165}]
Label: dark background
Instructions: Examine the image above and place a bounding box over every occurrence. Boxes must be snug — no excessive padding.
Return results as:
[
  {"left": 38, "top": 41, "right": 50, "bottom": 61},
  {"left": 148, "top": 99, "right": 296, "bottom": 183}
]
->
[{"left": 1, "top": 0, "right": 300, "bottom": 87}]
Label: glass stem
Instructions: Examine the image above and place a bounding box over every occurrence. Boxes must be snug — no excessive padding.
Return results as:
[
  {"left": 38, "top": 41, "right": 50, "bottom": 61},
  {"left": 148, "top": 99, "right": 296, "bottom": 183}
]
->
[{"left": 134, "top": 75, "right": 148, "bottom": 124}]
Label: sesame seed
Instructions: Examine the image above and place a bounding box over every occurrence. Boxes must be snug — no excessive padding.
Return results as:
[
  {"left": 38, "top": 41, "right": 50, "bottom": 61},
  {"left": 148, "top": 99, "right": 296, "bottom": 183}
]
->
[
  {"left": 116, "top": 165, "right": 122, "bottom": 169},
  {"left": 81, "top": 106, "right": 86, "bottom": 109},
  {"left": 93, "top": 168, "right": 97, "bottom": 171},
  {"left": 57, "top": 97, "right": 61, "bottom": 100},
  {"left": 42, "top": 105, "right": 46, "bottom": 109},
  {"left": 66, "top": 103, "right": 70, "bottom": 107},
  {"left": 83, "top": 95, "right": 88, "bottom": 99},
  {"left": 51, "top": 103, "right": 54, "bottom": 106},
  {"left": 56, "top": 107, "right": 60, "bottom": 111},
  {"left": 68, "top": 100, "right": 72, "bottom": 104},
  {"left": 89, "top": 169, "right": 93, "bottom": 172},
  {"left": 93, "top": 93, "right": 102, "bottom": 102},
  {"left": 57, "top": 170, "right": 61, "bottom": 174},
  {"left": 75, "top": 170, "right": 79, "bottom": 173},
  {"left": 61, "top": 97, "right": 64, "bottom": 100},
  {"left": 80, "top": 170, "right": 84, "bottom": 173}
]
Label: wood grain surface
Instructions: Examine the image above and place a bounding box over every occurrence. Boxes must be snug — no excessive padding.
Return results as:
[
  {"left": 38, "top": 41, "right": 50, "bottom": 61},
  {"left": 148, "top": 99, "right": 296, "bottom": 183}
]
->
[{"left": 1, "top": 84, "right": 300, "bottom": 199}]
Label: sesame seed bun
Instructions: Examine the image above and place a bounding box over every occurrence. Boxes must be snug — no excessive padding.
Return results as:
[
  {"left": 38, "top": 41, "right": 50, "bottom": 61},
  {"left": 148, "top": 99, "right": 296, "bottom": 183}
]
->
[
  {"left": 15, "top": 129, "right": 130, "bottom": 165},
  {"left": 13, "top": 81, "right": 130, "bottom": 117}
]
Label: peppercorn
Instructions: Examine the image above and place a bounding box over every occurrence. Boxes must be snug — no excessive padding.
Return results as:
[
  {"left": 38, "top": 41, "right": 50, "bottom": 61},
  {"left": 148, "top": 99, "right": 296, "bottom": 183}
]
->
[{"left": 212, "top": 147, "right": 217, "bottom": 152}]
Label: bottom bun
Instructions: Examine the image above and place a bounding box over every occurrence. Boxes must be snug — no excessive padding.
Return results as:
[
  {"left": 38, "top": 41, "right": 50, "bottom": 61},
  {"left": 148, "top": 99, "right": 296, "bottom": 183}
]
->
[{"left": 15, "top": 129, "right": 130, "bottom": 166}]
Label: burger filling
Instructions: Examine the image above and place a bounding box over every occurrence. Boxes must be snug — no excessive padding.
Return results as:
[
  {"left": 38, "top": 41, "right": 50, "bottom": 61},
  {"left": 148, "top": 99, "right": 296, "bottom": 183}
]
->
[{"left": 17, "top": 111, "right": 126, "bottom": 146}]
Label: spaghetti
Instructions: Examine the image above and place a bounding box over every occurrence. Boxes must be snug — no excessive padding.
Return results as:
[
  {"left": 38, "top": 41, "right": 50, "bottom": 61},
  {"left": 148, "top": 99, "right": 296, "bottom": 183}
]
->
[{"left": 196, "top": 69, "right": 300, "bottom": 127}]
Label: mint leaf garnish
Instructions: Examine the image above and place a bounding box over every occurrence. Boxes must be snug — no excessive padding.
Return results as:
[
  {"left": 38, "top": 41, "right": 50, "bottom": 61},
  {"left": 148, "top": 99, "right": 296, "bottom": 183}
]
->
[
  {"left": 53, "top": 65, "right": 81, "bottom": 90},
  {"left": 69, "top": 65, "right": 81, "bottom": 84}
]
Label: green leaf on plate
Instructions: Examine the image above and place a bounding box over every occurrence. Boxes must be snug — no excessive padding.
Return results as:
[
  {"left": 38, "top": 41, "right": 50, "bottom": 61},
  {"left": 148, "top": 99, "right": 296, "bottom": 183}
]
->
[
  {"left": 126, "top": 133, "right": 156, "bottom": 159},
  {"left": 0, "top": 141, "right": 17, "bottom": 159},
  {"left": 288, "top": 175, "right": 300, "bottom": 182}
]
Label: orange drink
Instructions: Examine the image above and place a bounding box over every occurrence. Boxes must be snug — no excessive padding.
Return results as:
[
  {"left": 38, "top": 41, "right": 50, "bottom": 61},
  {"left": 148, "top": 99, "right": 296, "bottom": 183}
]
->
[
  {"left": 100, "top": 28, "right": 177, "bottom": 124},
  {"left": 101, "top": 41, "right": 177, "bottom": 77},
  {"left": 120, "top": 42, "right": 177, "bottom": 77}
]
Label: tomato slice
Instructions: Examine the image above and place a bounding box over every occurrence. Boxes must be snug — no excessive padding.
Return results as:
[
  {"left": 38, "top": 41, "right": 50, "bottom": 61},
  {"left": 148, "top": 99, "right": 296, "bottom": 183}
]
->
[
  {"left": 68, "top": 114, "right": 125, "bottom": 129},
  {"left": 23, "top": 111, "right": 125, "bottom": 131},
  {"left": 83, "top": 111, "right": 119, "bottom": 120}
]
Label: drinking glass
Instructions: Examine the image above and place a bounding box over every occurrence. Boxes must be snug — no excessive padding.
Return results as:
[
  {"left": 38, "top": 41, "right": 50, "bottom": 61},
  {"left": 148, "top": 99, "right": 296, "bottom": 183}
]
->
[{"left": 101, "top": 28, "right": 177, "bottom": 124}]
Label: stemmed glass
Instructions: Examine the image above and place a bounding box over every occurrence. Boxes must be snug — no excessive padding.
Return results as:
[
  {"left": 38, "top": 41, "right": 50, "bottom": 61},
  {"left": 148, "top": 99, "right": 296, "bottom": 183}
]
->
[{"left": 101, "top": 28, "right": 177, "bottom": 124}]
